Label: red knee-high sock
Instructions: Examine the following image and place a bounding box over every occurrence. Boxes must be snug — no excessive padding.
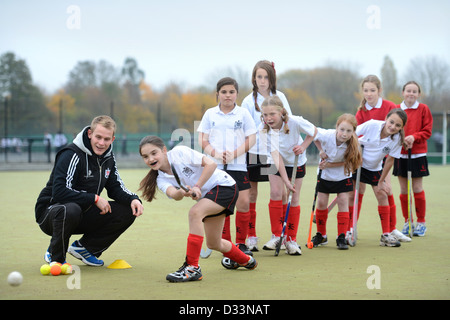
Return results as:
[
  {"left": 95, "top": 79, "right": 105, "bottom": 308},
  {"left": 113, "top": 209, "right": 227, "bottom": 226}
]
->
[
  {"left": 248, "top": 202, "right": 257, "bottom": 237},
  {"left": 235, "top": 211, "right": 250, "bottom": 244},
  {"left": 378, "top": 206, "right": 390, "bottom": 234},
  {"left": 186, "top": 233, "right": 204, "bottom": 267},
  {"left": 388, "top": 194, "right": 397, "bottom": 232},
  {"left": 399, "top": 194, "right": 409, "bottom": 222},
  {"left": 414, "top": 191, "right": 426, "bottom": 223},
  {"left": 315, "top": 208, "right": 328, "bottom": 236},
  {"left": 223, "top": 241, "right": 250, "bottom": 265},
  {"left": 268, "top": 200, "right": 283, "bottom": 236},
  {"left": 222, "top": 216, "right": 232, "bottom": 241},
  {"left": 337, "top": 212, "right": 349, "bottom": 235},
  {"left": 286, "top": 205, "right": 300, "bottom": 241}
]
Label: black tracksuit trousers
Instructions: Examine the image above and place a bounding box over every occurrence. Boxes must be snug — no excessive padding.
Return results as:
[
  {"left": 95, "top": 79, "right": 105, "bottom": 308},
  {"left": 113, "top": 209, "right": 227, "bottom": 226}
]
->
[{"left": 36, "top": 202, "right": 136, "bottom": 263}]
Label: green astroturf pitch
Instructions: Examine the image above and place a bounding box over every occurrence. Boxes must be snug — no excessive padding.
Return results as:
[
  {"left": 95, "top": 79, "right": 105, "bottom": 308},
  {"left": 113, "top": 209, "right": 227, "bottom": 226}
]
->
[{"left": 1, "top": 166, "right": 449, "bottom": 301}]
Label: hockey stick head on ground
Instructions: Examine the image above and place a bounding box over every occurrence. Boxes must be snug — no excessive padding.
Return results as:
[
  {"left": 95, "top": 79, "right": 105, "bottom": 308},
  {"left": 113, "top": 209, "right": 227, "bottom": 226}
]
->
[
  {"left": 307, "top": 169, "right": 322, "bottom": 249},
  {"left": 275, "top": 154, "right": 299, "bottom": 256}
]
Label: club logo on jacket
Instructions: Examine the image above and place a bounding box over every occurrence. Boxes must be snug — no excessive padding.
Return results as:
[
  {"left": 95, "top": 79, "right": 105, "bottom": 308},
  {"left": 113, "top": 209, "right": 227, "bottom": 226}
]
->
[
  {"left": 105, "top": 168, "right": 111, "bottom": 179},
  {"left": 85, "top": 169, "right": 94, "bottom": 179}
]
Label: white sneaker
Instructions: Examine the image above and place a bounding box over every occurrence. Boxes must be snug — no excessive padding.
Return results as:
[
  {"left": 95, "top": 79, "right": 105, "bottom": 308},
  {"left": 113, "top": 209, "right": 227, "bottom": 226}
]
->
[
  {"left": 262, "top": 235, "right": 285, "bottom": 250},
  {"left": 391, "top": 229, "right": 411, "bottom": 242},
  {"left": 285, "top": 238, "right": 302, "bottom": 255},
  {"left": 379, "top": 234, "right": 401, "bottom": 247},
  {"left": 247, "top": 236, "right": 259, "bottom": 252}
]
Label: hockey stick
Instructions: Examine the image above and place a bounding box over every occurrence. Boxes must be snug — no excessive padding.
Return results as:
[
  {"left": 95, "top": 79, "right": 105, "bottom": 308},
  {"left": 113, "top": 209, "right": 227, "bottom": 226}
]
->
[
  {"left": 171, "top": 163, "right": 196, "bottom": 198},
  {"left": 327, "top": 196, "right": 338, "bottom": 212},
  {"left": 172, "top": 163, "right": 209, "bottom": 257},
  {"left": 407, "top": 148, "right": 413, "bottom": 238},
  {"left": 200, "top": 247, "right": 212, "bottom": 259},
  {"left": 307, "top": 169, "right": 322, "bottom": 249},
  {"left": 349, "top": 145, "right": 363, "bottom": 246},
  {"left": 313, "top": 196, "right": 337, "bottom": 223},
  {"left": 275, "top": 155, "right": 299, "bottom": 256}
]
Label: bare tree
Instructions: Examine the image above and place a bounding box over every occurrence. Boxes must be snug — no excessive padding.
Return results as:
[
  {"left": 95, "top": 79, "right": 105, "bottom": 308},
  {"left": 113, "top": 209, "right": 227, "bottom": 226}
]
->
[
  {"left": 403, "top": 56, "right": 450, "bottom": 110},
  {"left": 381, "top": 55, "right": 398, "bottom": 96}
]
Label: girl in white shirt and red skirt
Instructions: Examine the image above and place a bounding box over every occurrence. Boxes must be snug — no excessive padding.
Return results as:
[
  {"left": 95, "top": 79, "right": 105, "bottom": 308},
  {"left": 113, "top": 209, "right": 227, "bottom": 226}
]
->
[{"left": 138, "top": 136, "right": 257, "bottom": 283}]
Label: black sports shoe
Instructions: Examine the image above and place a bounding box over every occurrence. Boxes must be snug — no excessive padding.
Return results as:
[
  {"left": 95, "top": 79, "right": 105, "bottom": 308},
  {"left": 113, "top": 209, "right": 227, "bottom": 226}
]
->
[
  {"left": 336, "top": 233, "right": 349, "bottom": 250},
  {"left": 166, "top": 262, "right": 203, "bottom": 282},
  {"left": 221, "top": 256, "right": 258, "bottom": 270},
  {"left": 310, "top": 232, "right": 328, "bottom": 247},
  {"left": 237, "top": 243, "right": 253, "bottom": 256}
]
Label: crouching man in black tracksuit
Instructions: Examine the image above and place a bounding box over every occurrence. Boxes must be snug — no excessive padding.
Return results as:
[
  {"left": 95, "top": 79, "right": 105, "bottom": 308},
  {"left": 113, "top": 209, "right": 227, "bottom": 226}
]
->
[{"left": 35, "top": 115, "right": 144, "bottom": 266}]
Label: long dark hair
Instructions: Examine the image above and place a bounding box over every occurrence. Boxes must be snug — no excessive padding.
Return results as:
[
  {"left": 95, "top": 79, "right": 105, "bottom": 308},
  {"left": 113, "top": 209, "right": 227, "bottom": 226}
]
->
[
  {"left": 252, "top": 60, "right": 277, "bottom": 112},
  {"left": 386, "top": 108, "right": 408, "bottom": 147},
  {"left": 138, "top": 135, "right": 166, "bottom": 202}
]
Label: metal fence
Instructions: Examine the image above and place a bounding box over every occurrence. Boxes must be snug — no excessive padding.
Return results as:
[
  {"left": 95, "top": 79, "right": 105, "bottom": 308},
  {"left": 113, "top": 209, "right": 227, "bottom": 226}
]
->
[{"left": 1, "top": 112, "right": 449, "bottom": 168}]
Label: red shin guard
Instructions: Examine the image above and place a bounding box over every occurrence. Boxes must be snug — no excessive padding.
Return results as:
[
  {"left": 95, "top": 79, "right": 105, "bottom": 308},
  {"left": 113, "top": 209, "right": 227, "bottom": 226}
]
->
[
  {"left": 378, "top": 205, "right": 390, "bottom": 234},
  {"left": 286, "top": 205, "right": 300, "bottom": 241},
  {"left": 315, "top": 208, "right": 328, "bottom": 236},
  {"left": 186, "top": 233, "right": 204, "bottom": 267},
  {"left": 337, "top": 212, "right": 349, "bottom": 235},
  {"left": 235, "top": 211, "right": 250, "bottom": 244},
  {"left": 388, "top": 194, "right": 397, "bottom": 232},
  {"left": 248, "top": 203, "right": 257, "bottom": 237},
  {"left": 268, "top": 200, "right": 283, "bottom": 236},
  {"left": 223, "top": 242, "right": 250, "bottom": 265},
  {"left": 399, "top": 194, "right": 409, "bottom": 222},
  {"left": 414, "top": 191, "right": 426, "bottom": 223}
]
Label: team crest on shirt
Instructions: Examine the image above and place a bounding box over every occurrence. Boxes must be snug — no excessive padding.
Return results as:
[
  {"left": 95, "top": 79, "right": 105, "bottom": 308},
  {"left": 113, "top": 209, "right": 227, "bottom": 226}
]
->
[
  {"left": 105, "top": 168, "right": 111, "bottom": 179},
  {"left": 382, "top": 146, "right": 391, "bottom": 154},
  {"left": 182, "top": 166, "right": 195, "bottom": 178},
  {"left": 234, "top": 120, "right": 243, "bottom": 130}
]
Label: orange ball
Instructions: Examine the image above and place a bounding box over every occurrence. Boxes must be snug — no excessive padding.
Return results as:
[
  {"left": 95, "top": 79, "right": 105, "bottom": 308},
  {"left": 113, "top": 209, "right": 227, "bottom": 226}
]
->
[
  {"left": 307, "top": 242, "right": 313, "bottom": 249},
  {"left": 50, "top": 263, "right": 61, "bottom": 276}
]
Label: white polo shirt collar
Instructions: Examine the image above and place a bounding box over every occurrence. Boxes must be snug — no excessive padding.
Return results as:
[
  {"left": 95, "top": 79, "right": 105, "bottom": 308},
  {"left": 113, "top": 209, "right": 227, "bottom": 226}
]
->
[
  {"left": 217, "top": 104, "right": 238, "bottom": 115},
  {"left": 400, "top": 101, "right": 419, "bottom": 110},
  {"left": 365, "top": 97, "right": 382, "bottom": 111}
]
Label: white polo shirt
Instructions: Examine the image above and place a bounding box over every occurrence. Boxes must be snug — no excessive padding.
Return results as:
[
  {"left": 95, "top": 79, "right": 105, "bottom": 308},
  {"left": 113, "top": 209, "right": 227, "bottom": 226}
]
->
[
  {"left": 157, "top": 145, "right": 235, "bottom": 199},
  {"left": 260, "top": 115, "right": 316, "bottom": 167},
  {"left": 241, "top": 90, "right": 292, "bottom": 155},
  {"left": 314, "top": 128, "right": 350, "bottom": 181},
  {"left": 197, "top": 105, "right": 257, "bottom": 171},
  {"left": 356, "top": 119, "right": 402, "bottom": 171}
]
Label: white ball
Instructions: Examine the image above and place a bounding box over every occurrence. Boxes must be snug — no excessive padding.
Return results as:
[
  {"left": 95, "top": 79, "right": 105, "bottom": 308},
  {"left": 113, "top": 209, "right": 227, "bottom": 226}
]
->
[{"left": 7, "top": 271, "right": 23, "bottom": 287}]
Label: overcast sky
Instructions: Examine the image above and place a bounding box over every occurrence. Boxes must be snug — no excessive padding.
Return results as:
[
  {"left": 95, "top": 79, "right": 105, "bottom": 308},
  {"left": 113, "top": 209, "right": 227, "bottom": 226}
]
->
[{"left": 1, "top": 0, "right": 449, "bottom": 93}]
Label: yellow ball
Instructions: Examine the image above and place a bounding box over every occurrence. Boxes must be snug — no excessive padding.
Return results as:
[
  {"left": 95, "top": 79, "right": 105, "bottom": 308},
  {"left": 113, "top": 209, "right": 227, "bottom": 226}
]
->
[
  {"left": 40, "top": 264, "right": 51, "bottom": 275},
  {"left": 61, "top": 263, "right": 72, "bottom": 275}
]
